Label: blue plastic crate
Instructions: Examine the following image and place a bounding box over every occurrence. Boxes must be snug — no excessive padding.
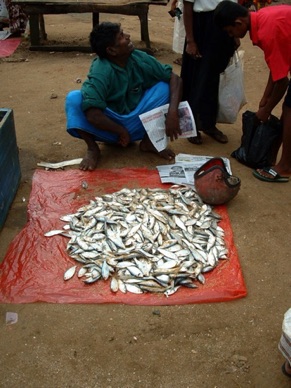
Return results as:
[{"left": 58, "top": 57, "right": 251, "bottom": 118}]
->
[{"left": 0, "top": 108, "right": 21, "bottom": 229}]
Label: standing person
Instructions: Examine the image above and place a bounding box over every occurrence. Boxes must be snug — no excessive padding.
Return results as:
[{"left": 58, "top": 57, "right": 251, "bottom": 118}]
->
[
  {"left": 170, "top": 0, "right": 185, "bottom": 66},
  {"left": 65, "top": 22, "right": 183, "bottom": 171},
  {"left": 2, "top": 0, "right": 27, "bottom": 35},
  {"left": 214, "top": 1, "right": 291, "bottom": 182},
  {"left": 180, "top": 0, "right": 237, "bottom": 145},
  {"left": 0, "top": 0, "right": 9, "bottom": 30}
]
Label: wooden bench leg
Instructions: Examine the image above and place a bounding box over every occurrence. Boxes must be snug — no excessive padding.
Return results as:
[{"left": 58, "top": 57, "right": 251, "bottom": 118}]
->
[
  {"left": 29, "top": 14, "right": 40, "bottom": 46},
  {"left": 39, "top": 15, "right": 47, "bottom": 40},
  {"left": 92, "top": 12, "right": 99, "bottom": 28},
  {"left": 139, "top": 13, "right": 150, "bottom": 48}
]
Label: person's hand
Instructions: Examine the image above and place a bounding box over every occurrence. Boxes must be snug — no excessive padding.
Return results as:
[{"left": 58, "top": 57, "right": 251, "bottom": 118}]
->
[
  {"left": 165, "top": 110, "right": 181, "bottom": 141},
  {"left": 185, "top": 41, "right": 202, "bottom": 60},
  {"left": 118, "top": 128, "right": 130, "bottom": 147},
  {"left": 256, "top": 106, "right": 271, "bottom": 123},
  {"left": 170, "top": 0, "right": 178, "bottom": 12}
]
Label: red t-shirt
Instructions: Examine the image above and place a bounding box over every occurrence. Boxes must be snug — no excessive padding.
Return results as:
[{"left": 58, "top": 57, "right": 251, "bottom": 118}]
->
[{"left": 250, "top": 5, "right": 291, "bottom": 82}]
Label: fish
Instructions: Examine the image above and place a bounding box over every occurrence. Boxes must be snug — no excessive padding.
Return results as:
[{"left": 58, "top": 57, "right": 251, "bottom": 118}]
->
[
  {"left": 44, "top": 230, "right": 68, "bottom": 237},
  {"left": 45, "top": 185, "right": 228, "bottom": 296},
  {"left": 64, "top": 265, "right": 77, "bottom": 280}
]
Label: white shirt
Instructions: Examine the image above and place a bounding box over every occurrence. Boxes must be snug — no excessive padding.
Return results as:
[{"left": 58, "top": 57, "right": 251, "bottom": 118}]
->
[{"left": 184, "top": 0, "right": 236, "bottom": 13}]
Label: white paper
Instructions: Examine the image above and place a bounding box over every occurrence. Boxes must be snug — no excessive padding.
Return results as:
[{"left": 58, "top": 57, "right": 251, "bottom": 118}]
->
[
  {"left": 157, "top": 154, "right": 232, "bottom": 188},
  {"left": 37, "top": 158, "right": 82, "bottom": 169},
  {"left": 6, "top": 312, "right": 18, "bottom": 325},
  {"left": 139, "top": 101, "right": 197, "bottom": 152},
  {"left": 175, "top": 154, "right": 232, "bottom": 175}
]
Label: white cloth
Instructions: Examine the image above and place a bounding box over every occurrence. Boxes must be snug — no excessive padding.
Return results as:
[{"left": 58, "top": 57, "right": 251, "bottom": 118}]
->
[
  {"left": 279, "top": 308, "right": 291, "bottom": 365},
  {"left": 173, "top": 0, "right": 185, "bottom": 54},
  {"left": 184, "top": 0, "right": 237, "bottom": 13}
]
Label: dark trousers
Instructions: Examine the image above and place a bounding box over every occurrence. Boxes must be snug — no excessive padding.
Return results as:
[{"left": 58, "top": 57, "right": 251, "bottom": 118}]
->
[{"left": 181, "top": 10, "right": 235, "bottom": 131}]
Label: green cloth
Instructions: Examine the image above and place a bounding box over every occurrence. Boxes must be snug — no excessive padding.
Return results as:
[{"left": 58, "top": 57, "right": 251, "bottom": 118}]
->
[{"left": 81, "top": 49, "right": 172, "bottom": 115}]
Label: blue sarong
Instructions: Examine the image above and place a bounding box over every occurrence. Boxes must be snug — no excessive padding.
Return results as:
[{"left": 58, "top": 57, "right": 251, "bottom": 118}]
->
[{"left": 65, "top": 82, "right": 170, "bottom": 143}]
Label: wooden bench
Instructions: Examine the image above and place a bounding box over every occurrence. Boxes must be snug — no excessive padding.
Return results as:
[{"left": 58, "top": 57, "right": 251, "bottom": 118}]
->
[{"left": 10, "top": 0, "right": 168, "bottom": 52}]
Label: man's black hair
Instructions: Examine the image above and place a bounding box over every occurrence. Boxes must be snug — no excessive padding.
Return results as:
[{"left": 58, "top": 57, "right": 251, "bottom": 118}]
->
[
  {"left": 90, "top": 22, "right": 121, "bottom": 58},
  {"left": 214, "top": 1, "right": 248, "bottom": 28}
]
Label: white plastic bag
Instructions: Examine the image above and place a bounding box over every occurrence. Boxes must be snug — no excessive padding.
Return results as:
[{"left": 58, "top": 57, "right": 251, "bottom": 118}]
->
[
  {"left": 217, "top": 50, "right": 247, "bottom": 124},
  {"left": 282, "top": 308, "right": 291, "bottom": 338},
  {"left": 172, "top": 0, "right": 185, "bottom": 54}
]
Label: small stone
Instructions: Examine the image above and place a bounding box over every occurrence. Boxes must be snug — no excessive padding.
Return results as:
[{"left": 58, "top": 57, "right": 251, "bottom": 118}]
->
[{"left": 81, "top": 181, "right": 88, "bottom": 189}]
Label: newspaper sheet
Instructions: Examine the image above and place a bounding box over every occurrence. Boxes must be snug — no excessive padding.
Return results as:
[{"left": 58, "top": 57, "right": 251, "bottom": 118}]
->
[
  {"left": 156, "top": 154, "right": 232, "bottom": 188},
  {"left": 139, "top": 101, "right": 197, "bottom": 152}
]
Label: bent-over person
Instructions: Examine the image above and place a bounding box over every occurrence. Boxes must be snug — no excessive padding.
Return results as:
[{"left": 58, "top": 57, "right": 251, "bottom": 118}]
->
[{"left": 214, "top": 1, "right": 291, "bottom": 183}]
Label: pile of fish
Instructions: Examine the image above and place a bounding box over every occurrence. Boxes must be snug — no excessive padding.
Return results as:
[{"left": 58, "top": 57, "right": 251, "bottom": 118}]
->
[{"left": 44, "top": 185, "right": 228, "bottom": 297}]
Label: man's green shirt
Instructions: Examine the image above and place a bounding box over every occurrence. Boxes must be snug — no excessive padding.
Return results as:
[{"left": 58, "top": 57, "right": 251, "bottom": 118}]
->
[{"left": 81, "top": 49, "right": 172, "bottom": 115}]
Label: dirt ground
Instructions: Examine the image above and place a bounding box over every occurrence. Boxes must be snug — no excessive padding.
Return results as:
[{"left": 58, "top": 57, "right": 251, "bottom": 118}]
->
[{"left": 1, "top": 4, "right": 291, "bottom": 387}]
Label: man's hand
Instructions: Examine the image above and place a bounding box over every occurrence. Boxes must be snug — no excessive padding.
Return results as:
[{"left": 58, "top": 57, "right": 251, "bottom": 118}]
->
[
  {"left": 165, "top": 110, "right": 181, "bottom": 141},
  {"left": 86, "top": 107, "right": 131, "bottom": 145},
  {"left": 256, "top": 106, "right": 271, "bottom": 123},
  {"left": 186, "top": 41, "right": 202, "bottom": 59}
]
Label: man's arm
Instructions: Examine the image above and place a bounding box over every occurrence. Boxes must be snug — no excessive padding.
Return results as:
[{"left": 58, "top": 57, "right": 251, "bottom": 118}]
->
[
  {"left": 85, "top": 107, "right": 130, "bottom": 147},
  {"left": 257, "top": 72, "right": 289, "bottom": 122},
  {"left": 165, "top": 72, "right": 183, "bottom": 141}
]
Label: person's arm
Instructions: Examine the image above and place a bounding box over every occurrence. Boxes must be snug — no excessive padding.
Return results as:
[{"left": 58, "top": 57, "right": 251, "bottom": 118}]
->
[
  {"left": 85, "top": 107, "right": 130, "bottom": 147},
  {"left": 165, "top": 72, "right": 183, "bottom": 141},
  {"left": 183, "top": 1, "right": 201, "bottom": 58},
  {"left": 256, "top": 72, "right": 289, "bottom": 122},
  {"left": 170, "top": 0, "right": 178, "bottom": 12}
]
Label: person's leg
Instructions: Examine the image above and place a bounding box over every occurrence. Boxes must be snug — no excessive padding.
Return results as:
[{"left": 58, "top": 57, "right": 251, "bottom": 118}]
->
[
  {"left": 254, "top": 82, "right": 291, "bottom": 180},
  {"left": 65, "top": 83, "right": 174, "bottom": 170},
  {"left": 181, "top": 11, "right": 231, "bottom": 145},
  {"left": 65, "top": 90, "right": 106, "bottom": 171},
  {"left": 76, "top": 130, "right": 101, "bottom": 171},
  {"left": 273, "top": 103, "right": 291, "bottom": 175},
  {"left": 198, "top": 13, "right": 236, "bottom": 143},
  {"left": 139, "top": 133, "right": 175, "bottom": 160},
  {"left": 180, "top": 12, "right": 203, "bottom": 145}
]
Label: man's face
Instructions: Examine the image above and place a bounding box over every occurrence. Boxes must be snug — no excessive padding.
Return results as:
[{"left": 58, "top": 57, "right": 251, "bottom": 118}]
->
[
  {"left": 112, "top": 29, "right": 135, "bottom": 56},
  {"left": 224, "top": 20, "right": 248, "bottom": 39}
]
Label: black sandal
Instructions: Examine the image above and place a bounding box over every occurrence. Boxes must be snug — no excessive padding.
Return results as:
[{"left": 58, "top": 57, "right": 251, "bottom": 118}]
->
[
  {"left": 203, "top": 127, "right": 228, "bottom": 144},
  {"left": 188, "top": 131, "right": 202, "bottom": 145}
]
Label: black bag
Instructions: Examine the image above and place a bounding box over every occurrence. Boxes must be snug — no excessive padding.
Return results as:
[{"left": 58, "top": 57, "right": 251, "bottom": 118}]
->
[{"left": 231, "top": 110, "right": 283, "bottom": 169}]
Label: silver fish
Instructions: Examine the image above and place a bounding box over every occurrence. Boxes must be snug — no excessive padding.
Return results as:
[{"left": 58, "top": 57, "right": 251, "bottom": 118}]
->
[
  {"left": 46, "top": 185, "right": 228, "bottom": 296},
  {"left": 64, "top": 265, "right": 77, "bottom": 280}
]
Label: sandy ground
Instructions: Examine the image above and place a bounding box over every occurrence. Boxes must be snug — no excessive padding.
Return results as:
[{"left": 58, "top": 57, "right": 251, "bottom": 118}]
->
[{"left": 1, "top": 4, "right": 291, "bottom": 387}]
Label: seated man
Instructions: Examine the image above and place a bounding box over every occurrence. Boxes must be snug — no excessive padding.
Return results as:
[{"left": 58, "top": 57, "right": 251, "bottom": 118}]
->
[{"left": 65, "top": 22, "right": 183, "bottom": 171}]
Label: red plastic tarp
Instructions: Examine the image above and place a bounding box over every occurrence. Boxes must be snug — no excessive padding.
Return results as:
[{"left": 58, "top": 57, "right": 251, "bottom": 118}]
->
[
  {"left": 0, "top": 168, "right": 247, "bottom": 305},
  {"left": 0, "top": 38, "right": 21, "bottom": 58}
]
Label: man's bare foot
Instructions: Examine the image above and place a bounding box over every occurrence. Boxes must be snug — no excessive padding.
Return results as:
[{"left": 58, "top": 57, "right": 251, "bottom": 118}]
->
[
  {"left": 79, "top": 148, "right": 101, "bottom": 171},
  {"left": 139, "top": 137, "right": 175, "bottom": 160}
]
